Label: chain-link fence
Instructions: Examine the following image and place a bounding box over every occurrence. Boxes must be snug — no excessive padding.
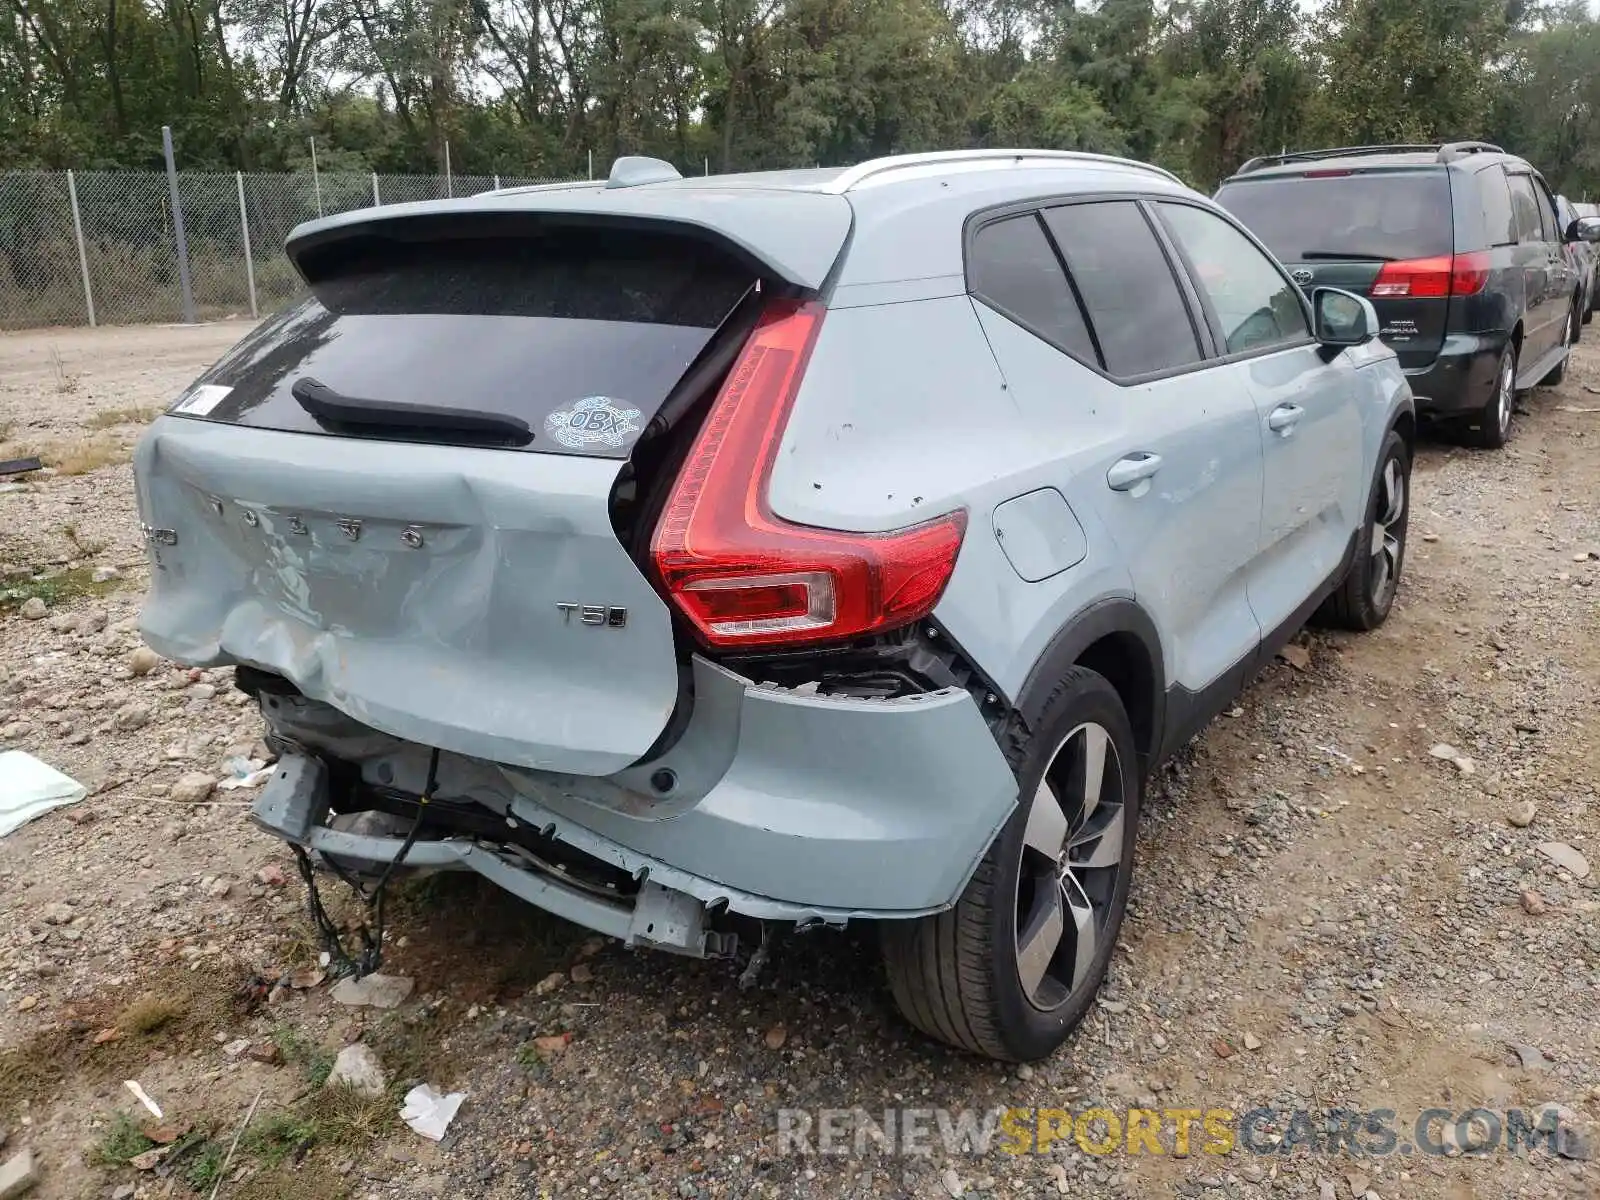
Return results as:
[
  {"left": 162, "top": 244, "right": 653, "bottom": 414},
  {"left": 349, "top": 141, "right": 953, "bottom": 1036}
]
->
[{"left": 0, "top": 170, "right": 570, "bottom": 330}]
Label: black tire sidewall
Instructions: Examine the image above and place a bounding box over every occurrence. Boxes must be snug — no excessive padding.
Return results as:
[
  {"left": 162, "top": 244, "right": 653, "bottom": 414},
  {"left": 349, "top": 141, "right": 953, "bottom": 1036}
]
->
[
  {"left": 1348, "top": 430, "right": 1411, "bottom": 626},
  {"left": 979, "top": 670, "right": 1140, "bottom": 1060}
]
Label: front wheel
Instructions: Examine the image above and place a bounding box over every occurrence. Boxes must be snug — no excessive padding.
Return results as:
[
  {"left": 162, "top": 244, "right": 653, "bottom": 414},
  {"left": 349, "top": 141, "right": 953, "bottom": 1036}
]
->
[
  {"left": 881, "top": 667, "right": 1139, "bottom": 1061},
  {"left": 1315, "top": 429, "right": 1410, "bottom": 631}
]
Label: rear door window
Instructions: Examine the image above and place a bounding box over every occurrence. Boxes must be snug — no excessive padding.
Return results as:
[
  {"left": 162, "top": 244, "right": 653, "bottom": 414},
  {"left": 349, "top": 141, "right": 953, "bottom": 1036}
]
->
[
  {"left": 175, "top": 228, "right": 754, "bottom": 456},
  {"left": 1507, "top": 174, "right": 1545, "bottom": 244},
  {"left": 1213, "top": 171, "right": 1453, "bottom": 262},
  {"left": 1042, "top": 201, "right": 1203, "bottom": 377},
  {"left": 1479, "top": 167, "right": 1518, "bottom": 247},
  {"left": 967, "top": 214, "right": 1097, "bottom": 363}
]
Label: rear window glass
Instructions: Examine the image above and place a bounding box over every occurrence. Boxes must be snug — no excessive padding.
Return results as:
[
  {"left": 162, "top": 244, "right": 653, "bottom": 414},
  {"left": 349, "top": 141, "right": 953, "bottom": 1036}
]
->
[
  {"left": 967, "top": 214, "right": 1097, "bottom": 363},
  {"left": 181, "top": 230, "right": 753, "bottom": 456},
  {"left": 1214, "top": 171, "right": 1453, "bottom": 261}
]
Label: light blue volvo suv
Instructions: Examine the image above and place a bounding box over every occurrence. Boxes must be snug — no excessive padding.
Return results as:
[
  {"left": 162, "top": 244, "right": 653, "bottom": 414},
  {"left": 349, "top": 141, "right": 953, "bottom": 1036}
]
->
[{"left": 133, "top": 150, "right": 1414, "bottom": 1061}]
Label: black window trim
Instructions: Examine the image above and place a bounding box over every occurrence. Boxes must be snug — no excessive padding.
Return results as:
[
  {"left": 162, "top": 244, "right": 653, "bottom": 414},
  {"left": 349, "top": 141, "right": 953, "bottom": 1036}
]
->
[
  {"left": 1145, "top": 196, "right": 1319, "bottom": 368},
  {"left": 962, "top": 191, "right": 1223, "bottom": 387}
]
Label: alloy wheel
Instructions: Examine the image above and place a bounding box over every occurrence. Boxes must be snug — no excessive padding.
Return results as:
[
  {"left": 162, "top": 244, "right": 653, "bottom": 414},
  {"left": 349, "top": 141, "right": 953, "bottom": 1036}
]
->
[
  {"left": 1496, "top": 352, "right": 1515, "bottom": 439},
  {"left": 1370, "top": 456, "right": 1405, "bottom": 606},
  {"left": 1015, "top": 722, "right": 1126, "bottom": 1010}
]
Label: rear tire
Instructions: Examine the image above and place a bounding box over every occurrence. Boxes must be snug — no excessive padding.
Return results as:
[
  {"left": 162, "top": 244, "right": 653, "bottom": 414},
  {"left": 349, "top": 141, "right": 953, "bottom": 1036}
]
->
[
  {"left": 1466, "top": 342, "right": 1517, "bottom": 449},
  {"left": 880, "top": 667, "right": 1139, "bottom": 1061},
  {"left": 1315, "top": 429, "right": 1410, "bottom": 631}
]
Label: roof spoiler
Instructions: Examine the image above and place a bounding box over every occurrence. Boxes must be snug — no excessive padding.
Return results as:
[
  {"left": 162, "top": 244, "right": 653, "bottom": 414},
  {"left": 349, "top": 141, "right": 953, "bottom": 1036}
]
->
[
  {"left": 1234, "top": 141, "right": 1504, "bottom": 176},
  {"left": 283, "top": 188, "right": 853, "bottom": 293}
]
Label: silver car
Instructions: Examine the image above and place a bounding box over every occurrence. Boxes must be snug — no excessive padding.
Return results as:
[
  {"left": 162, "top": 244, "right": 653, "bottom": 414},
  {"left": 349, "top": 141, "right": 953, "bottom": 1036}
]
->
[{"left": 133, "top": 150, "right": 1414, "bottom": 1061}]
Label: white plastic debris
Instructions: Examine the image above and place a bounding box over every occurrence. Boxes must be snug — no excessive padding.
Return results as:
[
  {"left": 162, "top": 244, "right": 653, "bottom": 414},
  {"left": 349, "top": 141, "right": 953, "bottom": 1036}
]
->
[
  {"left": 0, "top": 751, "right": 88, "bottom": 837},
  {"left": 216, "top": 756, "right": 272, "bottom": 791},
  {"left": 124, "top": 1079, "right": 164, "bottom": 1120},
  {"left": 399, "top": 1084, "right": 466, "bottom": 1141}
]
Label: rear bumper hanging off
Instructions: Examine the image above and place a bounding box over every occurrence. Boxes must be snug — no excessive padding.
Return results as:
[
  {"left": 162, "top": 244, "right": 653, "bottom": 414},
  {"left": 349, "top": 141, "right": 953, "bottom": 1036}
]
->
[{"left": 248, "top": 656, "right": 1018, "bottom": 956}]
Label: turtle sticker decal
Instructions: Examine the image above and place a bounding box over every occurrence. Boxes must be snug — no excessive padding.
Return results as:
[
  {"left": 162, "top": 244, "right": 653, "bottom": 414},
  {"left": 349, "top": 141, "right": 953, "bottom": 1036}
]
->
[{"left": 545, "top": 396, "right": 643, "bottom": 450}]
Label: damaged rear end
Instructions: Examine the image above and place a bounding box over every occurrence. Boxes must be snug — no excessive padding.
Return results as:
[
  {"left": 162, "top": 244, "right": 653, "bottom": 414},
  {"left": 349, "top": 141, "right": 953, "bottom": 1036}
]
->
[{"left": 133, "top": 187, "right": 1016, "bottom": 960}]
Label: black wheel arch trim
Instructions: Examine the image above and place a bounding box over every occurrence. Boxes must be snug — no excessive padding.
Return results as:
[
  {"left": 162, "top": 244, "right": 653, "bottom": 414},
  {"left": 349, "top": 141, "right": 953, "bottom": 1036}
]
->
[{"left": 1013, "top": 596, "right": 1167, "bottom": 775}]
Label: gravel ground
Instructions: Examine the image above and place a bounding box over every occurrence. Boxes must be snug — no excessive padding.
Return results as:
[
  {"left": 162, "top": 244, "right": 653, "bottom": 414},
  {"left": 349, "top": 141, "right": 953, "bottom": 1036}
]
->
[{"left": 2, "top": 321, "right": 1598, "bottom": 1200}]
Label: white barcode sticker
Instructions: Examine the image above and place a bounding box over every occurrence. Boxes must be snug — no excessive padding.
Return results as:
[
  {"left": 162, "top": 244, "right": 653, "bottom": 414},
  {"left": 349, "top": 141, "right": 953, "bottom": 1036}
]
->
[{"left": 172, "top": 383, "right": 232, "bottom": 416}]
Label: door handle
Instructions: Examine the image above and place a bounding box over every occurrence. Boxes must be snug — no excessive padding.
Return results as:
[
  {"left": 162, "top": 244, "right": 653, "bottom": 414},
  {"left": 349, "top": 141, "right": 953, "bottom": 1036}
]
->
[
  {"left": 1267, "top": 403, "right": 1304, "bottom": 434},
  {"left": 1106, "top": 452, "right": 1163, "bottom": 491}
]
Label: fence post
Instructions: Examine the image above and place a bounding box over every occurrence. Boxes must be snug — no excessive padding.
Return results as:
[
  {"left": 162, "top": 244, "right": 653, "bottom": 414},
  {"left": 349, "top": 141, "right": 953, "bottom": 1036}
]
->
[
  {"left": 444, "top": 140, "right": 453, "bottom": 197},
  {"left": 372, "top": 173, "right": 381, "bottom": 206},
  {"left": 162, "top": 126, "right": 196, "bottom": 324},
  {"left": 65, "top": 170, "right": 96, "bottom": 328},
  {"left": 588, "top": 150, "right": 594, "bottom": 180},
  {"left": 236, "top": 172, "right": 258, "bottom": 320},
  {"left": 309, "top": 137, "right": 323, "bottom": 216},
  {"left": 493, "top": 174, "right": 501, "bottom": 190}
]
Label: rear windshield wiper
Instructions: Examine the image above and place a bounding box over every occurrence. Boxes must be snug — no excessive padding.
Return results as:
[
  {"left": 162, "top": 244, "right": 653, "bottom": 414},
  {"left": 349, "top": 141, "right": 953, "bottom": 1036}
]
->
[
  {"left": 291, "top": 376, "right": 533, "bottom": 446},
  {"left": 1298, "top": 251, "right": 1396, "bottom": 262}
]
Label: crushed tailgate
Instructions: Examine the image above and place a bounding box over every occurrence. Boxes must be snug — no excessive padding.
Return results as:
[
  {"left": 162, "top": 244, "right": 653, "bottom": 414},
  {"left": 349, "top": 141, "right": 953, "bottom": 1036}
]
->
[{"left": 134, "top": 418, "right": 682, "bottom": 775}]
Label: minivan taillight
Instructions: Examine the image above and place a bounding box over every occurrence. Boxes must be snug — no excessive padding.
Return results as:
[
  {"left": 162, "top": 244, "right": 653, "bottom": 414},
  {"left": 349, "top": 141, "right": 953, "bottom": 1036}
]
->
[
  {"left": 1370, "top": 252, "right": 1490, "bottom": 298},
  {"left": 650, "top": 299, "right": 967, "bottom": 649}
]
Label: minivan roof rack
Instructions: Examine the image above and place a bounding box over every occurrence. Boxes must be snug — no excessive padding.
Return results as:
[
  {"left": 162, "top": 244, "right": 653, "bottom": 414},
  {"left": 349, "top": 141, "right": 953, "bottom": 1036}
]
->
[
  {"left": 1235, "top": 141, "right": 1505, "bottom": 176},
  {"left": 1435, "top": 140, "right": 1504, "bottom": 162},
  {"left": 823, "top": 150, "right": 1182, "bottom": 193}
]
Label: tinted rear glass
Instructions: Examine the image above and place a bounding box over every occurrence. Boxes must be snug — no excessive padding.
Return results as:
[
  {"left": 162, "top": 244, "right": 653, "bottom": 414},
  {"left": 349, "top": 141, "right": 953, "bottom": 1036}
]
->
[
  {"left": 1214, "top": 171, "right": 1453, "bottom": 261},
  {"left": 968, "top": 214, "right": 1097, "bottom": 363},
  {"left": 179, "top": 230, "right": 753, "bottom": 456}
]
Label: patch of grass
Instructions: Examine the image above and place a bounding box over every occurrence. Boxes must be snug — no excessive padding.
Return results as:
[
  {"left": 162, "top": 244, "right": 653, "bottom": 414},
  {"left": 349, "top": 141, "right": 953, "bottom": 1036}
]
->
[
  {"left": 181, "top": 1137, "right": 228, "bottom": 1192},
  {"left": 91, "top": 1112, "right": 156, "bottom": 1167},
  {"left": 303, "top": 1083, "right": 394, "bottom": 1147},
  {"left": 243, "top": 1111, "right": 318, "bottom": 1166},
  {"left": 271, "top": 1024, "right": 335, "bottom": 1089},
  {"left": 0, "top": 565, "right": 122, "bottom": 612},
  {"left": 61, "top": 521, "right": 109, "bottom": 556},
  {"left": 118, "top": 993, "right": 186, "bottom": 1036},
  {"left": 85, "top": 405, "right": 161, "bottom": 430},
  {"left": 0, "top": 961, "right": 253, "bottom": 1117},
  {"left": 47, "top": 435, "right": 128, "bottom": 475},
  {"left": 0, "top": 433, "right": 131, "bottom": 477},
  {"left": 232, "top": 1162, "right": 353, "bottom": 1200}
]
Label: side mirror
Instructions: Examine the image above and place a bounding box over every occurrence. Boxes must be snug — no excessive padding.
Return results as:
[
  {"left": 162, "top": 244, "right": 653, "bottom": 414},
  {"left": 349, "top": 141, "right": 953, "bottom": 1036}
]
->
[
  {"left": 1312, "top": 287, "right": 1379, "bottom": 347},
  {"left": 1566, "top": 215, "right": 1600, "bottom": 244}
]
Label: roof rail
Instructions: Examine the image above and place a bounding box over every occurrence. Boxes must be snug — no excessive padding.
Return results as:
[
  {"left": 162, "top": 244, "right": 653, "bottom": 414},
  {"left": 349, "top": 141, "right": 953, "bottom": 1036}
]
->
[
  {"left": 1436, "top": 140, "right": 1503, "bottom": 163},
  {"left": 1234, "top": 144, "right": 1441, "bottom": 175},
  {"left": 822, "top": 150, "right": 1183, "bottom": 194},
  {"left": 1235, "top": 140, "right": 1507, "bottom": 176}
]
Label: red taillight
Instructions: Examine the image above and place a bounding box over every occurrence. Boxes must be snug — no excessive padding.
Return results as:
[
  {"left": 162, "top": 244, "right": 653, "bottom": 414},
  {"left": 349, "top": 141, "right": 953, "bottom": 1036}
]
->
[
  {"left": 1449, "top": 250, "right": 1491, "bottom": 296},
  {"left": 1370, "top": 252, "right": 1489, "bottom": 298},
  {"left": 650, "top": 299, "right": 967, "bottom": 649}
]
